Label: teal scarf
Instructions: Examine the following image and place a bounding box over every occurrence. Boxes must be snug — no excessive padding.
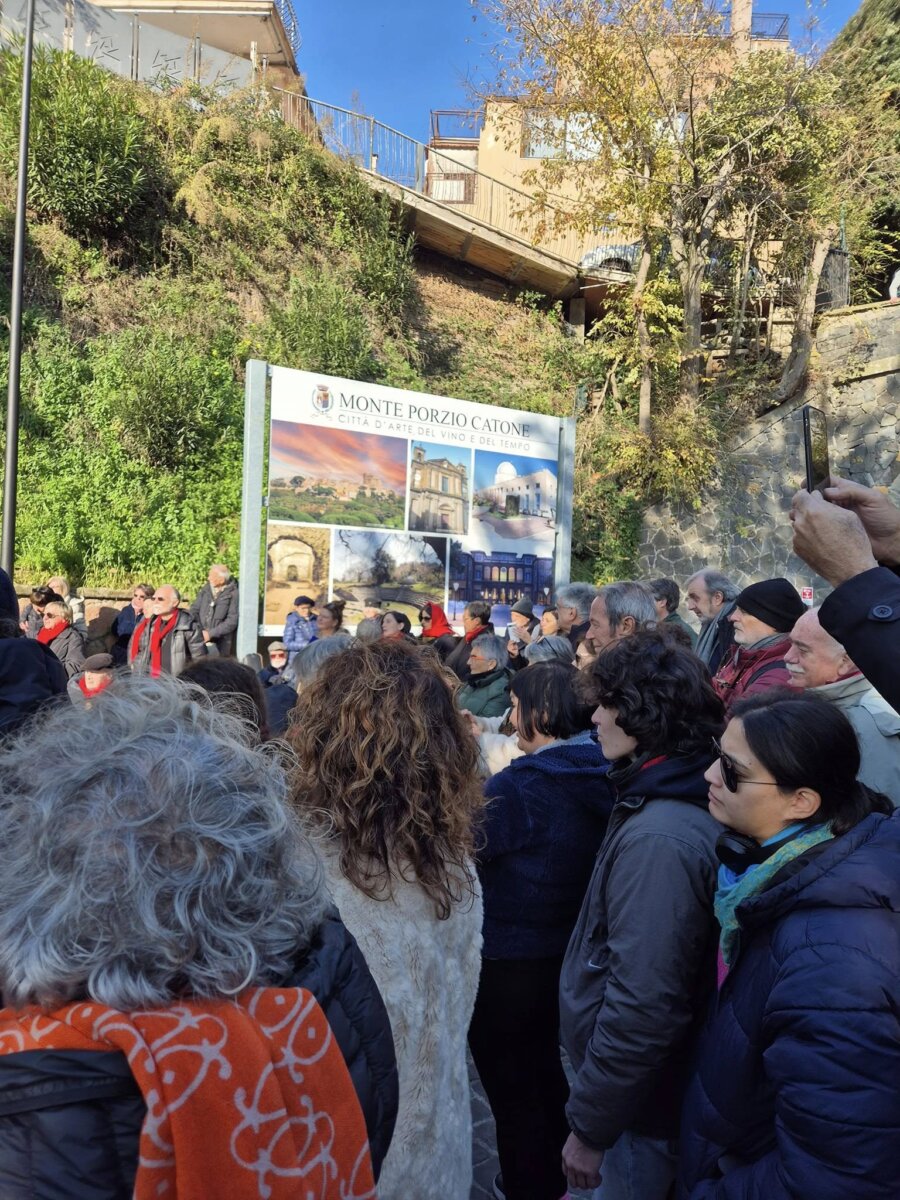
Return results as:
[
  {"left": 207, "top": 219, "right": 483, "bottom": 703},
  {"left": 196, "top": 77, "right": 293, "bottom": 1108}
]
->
[{"left": 715, "top": 824, "right": 835, "bottom": 968}]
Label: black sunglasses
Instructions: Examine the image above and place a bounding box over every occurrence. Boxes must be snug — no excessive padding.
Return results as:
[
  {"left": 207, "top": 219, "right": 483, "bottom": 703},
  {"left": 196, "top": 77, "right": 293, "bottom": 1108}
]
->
[{"left": 712, "top": 737, "right": 771, "bottom": 793}]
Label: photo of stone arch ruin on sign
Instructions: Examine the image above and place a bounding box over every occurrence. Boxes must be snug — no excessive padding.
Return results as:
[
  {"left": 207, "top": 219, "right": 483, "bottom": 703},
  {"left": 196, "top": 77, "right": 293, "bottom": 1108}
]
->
[{"left": 263, "top": 524, "right": 331, "bottom": 629}]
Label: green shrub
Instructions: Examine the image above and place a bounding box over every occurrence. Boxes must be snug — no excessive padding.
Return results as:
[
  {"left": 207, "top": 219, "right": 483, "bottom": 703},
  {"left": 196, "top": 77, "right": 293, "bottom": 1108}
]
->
[
  {"left": 0, "top": 47, "right": 164, "bottom": 238},
  {"left": 260, "top": 274, "right": 381, "bottom": 380}
]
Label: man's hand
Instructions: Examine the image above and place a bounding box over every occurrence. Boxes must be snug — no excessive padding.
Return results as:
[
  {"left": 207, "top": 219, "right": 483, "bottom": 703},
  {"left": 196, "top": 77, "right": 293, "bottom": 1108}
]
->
[
  {"left": 202, "top": 629, "right": 211, "bottom": 643},
  {"left": 790, "top": 488, "right": 878, "bottom": 586},
  {"left": 562, "top": 1131, "right": 603, "bottom": 1191},
  {"left": 461, "top": 709, "right": 482, "bottom": 738},
  {"left": 507, "top": 639, "right": 521, "bottom": 659},
  {"left": 823, "top": 477, "right": 900, "bottom": 566}
]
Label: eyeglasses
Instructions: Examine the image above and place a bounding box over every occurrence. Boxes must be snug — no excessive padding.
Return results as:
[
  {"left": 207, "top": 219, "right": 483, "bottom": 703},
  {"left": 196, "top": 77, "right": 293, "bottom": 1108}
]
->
[{"left": 712, "top": 738, "right": 773, "bottom": 793}]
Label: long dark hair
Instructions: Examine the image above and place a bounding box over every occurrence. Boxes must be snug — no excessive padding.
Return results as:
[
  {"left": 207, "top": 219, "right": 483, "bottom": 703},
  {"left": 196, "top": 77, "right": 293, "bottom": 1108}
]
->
[
  {"left": 732, "top": 690, "right": 893, "bottom": 836},
  {"left": 581, "top": 629, "right": 724, "bottom": 756}
]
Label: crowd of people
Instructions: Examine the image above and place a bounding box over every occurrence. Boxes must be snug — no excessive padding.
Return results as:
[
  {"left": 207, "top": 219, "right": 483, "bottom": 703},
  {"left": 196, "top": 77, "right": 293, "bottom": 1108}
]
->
[{"left": 0, "top": 474, "right": 896, "bottom": 1199}]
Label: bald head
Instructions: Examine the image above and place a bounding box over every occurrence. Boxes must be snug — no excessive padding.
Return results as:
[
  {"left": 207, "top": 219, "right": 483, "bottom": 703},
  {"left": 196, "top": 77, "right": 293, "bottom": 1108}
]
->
[{"left": 784, "top": 607, "right": 856, "bottom": 690}]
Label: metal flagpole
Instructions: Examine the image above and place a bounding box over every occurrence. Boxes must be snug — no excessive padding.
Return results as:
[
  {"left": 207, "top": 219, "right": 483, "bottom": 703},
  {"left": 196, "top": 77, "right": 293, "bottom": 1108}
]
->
[{"left": 1, "top": 0, "right": 37, "bottom": 576}]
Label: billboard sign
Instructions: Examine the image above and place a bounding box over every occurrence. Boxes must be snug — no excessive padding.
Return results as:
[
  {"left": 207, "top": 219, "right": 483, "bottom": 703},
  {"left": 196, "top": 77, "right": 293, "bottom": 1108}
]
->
[{"left": 261, "top": 366, "right": 573, "bottom": 635}]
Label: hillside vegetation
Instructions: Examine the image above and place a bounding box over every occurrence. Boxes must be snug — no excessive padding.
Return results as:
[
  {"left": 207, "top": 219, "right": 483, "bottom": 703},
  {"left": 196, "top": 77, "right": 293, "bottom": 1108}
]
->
[{"left": 0, "top": 50, "right": 587, "bottom": 590}]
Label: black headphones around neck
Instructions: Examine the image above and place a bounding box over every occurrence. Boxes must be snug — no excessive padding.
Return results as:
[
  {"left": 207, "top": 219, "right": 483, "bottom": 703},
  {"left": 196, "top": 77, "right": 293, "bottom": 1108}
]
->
[{"left": 715, "top": 823, "right": 809, "bottom": 873}]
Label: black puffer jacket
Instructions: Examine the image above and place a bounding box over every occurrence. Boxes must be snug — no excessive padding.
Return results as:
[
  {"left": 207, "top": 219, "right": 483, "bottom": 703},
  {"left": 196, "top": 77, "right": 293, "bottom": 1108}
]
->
[{"left": 0, "top": 913, "right": 398, "bottom": 1198}]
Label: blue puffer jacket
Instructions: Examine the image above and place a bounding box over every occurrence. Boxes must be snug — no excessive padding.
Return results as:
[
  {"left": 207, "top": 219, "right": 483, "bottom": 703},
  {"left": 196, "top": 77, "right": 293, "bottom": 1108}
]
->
[
  {"left": 679, "top": 810, "right": 900, "bottom": 1200},
  {"left": 478, "top": 736, "right": 613, "bottom": 958}
]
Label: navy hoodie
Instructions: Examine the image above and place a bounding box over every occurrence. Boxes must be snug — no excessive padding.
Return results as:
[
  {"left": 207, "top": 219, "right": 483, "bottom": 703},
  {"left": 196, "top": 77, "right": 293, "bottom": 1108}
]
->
[{"left": 478, "top": 737, "right": 614, "bottom": 958}]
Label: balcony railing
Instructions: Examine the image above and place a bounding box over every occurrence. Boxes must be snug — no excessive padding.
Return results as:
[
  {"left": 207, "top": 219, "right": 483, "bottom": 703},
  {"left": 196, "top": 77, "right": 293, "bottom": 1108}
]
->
[
  {"left": 430, "top": 109, "right": 484, "bottom": 143},
  {"left": 276, "top": 91, "right": 633, "bottom": 270},
  {"left": 273, "top": 0, "right": 302, "bottom": 63},
  {"left": 751, "top": 12, "right": 789, "bottom": 39}
]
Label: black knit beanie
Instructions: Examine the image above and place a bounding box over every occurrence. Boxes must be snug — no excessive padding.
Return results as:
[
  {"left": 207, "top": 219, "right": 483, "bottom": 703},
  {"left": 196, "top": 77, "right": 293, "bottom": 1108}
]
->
[{"left": 734, "top": 578, "right": 806, "bottom": 633}]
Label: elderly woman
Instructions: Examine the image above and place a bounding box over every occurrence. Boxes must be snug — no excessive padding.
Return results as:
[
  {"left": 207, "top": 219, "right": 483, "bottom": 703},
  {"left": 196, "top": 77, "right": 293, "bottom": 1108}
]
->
[
  {"left": 0, "top": 674, "right": 398, "bottom": 1197},
  {"left": 111, "top": 583, "right": 154, "bottom": 664},
  {"left": 37, "top": 599, "right": 86, "bottom": 679},
  {"left": 289, "top": 641, "right": 484, "bottom": 1200}
]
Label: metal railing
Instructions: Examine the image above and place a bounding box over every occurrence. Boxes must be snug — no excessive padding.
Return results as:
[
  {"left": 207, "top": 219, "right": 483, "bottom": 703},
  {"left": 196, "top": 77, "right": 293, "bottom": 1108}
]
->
[
  {"left": 430, "top": 109, "right": 484, "bottom": 142},
  {"left": 276, "top": 91, "right": 633, "bottom": 270},
  {"left": 751, "top": 12, "right": 789, "bottom": 39},
  {"left": 273, "top": 0, "right": 302, "bottom": 63}
]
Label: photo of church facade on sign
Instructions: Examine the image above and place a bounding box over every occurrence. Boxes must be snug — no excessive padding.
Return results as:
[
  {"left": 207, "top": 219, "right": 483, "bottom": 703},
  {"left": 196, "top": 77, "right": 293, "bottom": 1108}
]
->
[
  {"left": 407, "top": 441, "right": 471, "bottom": 535},
  {"left": 262, "top": 524, "right": 331, "bottom": 629}
]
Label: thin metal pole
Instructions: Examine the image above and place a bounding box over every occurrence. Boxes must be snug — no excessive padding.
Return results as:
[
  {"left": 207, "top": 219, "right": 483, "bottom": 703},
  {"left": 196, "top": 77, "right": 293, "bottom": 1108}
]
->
[{"left": 2, "top": 0, "right": 37, "bottom": 577}]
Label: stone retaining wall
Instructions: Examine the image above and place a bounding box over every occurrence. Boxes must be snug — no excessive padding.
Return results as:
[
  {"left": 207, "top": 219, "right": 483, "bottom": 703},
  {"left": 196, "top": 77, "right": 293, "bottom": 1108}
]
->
[{"left": 638, "top": 302, "right": 900, "bottom": 603}]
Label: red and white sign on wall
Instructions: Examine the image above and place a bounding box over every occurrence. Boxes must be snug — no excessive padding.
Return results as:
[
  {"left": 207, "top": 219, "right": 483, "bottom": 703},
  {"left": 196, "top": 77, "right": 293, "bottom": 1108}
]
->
[{"left": 801, "top": 586, "right": 814, "bottom": 606}]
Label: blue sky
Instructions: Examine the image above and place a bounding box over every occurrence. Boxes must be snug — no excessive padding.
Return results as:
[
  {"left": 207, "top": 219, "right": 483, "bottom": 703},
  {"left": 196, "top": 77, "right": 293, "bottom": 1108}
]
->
[
  {"left": 298, "top": 1, "right": 863, "bottom": 144},
  {"left": 474, "top": 450, "right": 558, "bottom": 492}
]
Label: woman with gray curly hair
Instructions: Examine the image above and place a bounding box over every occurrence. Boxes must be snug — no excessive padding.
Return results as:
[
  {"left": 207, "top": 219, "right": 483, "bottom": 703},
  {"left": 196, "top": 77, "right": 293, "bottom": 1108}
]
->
[{"left": 0, "top": 674, "right": 397, "bottom": 1199}]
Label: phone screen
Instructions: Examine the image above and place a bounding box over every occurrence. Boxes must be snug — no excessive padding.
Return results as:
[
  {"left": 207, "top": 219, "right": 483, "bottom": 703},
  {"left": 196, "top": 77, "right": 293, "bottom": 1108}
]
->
[{"left": 803, "top": 405, "right": 830, "bottom": 493}]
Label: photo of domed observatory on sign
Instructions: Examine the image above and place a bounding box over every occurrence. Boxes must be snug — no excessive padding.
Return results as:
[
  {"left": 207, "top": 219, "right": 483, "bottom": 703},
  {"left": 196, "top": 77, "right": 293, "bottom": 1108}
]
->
[
  {"left": 471, "top": 450, "right": 558, "bottom": 554},
  {"left": 407, "top": 441, "right": 472, "bottom": 536},
  {"left": 262, "top": 524, "right": 331, "bottom": 631},
  {"left": 332, "top": 530, "right": 448, "bottom": 626},
  {"left": 268, "top": 422, "right": 407, "bottom": 529}
]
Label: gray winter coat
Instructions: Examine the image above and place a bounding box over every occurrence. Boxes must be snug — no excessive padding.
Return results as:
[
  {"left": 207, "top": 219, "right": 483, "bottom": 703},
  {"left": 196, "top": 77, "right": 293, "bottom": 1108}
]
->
[
  {"left": 559, "top": 751, "right": 719, "bottom": 1150},
  {"left": 129, "top": 611, "right": 207, "bottom": 676},
  {"left": 812, "top": 673, "right": 900, "bottom": 805},
  {"left": 189, "top": 580, "right": 239, "bottom": 656},
  {"left": 47, "top": 625, "right": 86, "bottom": 680}
]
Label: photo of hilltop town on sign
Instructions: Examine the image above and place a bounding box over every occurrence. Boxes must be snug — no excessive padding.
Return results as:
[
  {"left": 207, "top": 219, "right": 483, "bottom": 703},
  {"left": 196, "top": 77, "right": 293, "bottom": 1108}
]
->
[
  {"left": 268, "top": 422, "right": 407, "bottom": 528},
  {"left": 470, "top": 450, "right": 558, "bottom": 554}
]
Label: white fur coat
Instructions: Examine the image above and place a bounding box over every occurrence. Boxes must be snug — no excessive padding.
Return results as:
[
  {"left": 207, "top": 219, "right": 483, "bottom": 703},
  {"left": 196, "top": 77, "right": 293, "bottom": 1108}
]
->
[{"left": 320, "top": 846, "right": 483, "bottom": 1200}]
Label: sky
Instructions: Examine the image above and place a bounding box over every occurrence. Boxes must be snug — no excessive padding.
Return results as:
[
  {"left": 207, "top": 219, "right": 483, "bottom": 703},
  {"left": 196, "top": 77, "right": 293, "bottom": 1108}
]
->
[
  {"left": 474, "top": 449, "right": 559, "bottom": 491},
  {"left": 270, "top": 421, "right": 409, "bottom": 493},
  {"left": 297, "top": 0, "right": 864, "bottom": 145}
]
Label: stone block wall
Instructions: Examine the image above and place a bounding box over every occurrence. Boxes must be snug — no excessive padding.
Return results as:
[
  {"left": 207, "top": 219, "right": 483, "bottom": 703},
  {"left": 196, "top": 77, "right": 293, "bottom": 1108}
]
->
[{"left": 638, "top": 302, "right": 900, "bottom": 603}]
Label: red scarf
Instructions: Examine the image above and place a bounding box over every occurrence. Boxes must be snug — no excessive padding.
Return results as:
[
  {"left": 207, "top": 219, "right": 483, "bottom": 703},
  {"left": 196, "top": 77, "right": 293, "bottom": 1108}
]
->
[
  {"left": 422, "top": 604, "right": 454, "bottom": 639},
  {"left": 78, "top": 674, "right": 113, "bottom": 698},
  {"left": 131, "top": 612, "right": 180, "bottom": 676},
  {"left": 37, "top": 619, "right": 67, "bottom": 644},
  {"left": 465, "top": 624, "right": 487, "bottom": 644},
  {"left": 0, "top": 990, "right": 374, "bottom": 1199}
]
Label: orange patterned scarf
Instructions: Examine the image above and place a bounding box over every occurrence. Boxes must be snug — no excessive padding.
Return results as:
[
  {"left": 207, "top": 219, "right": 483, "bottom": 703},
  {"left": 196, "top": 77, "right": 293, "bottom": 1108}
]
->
[{"left": 0, "top": 988, "right": 376, "bottom": 1199}]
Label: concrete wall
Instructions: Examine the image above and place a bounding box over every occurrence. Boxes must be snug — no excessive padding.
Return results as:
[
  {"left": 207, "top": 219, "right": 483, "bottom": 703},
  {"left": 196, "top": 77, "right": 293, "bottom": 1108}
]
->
[{"left": 637, "top": 302, "right": 900, "bottom": 605}]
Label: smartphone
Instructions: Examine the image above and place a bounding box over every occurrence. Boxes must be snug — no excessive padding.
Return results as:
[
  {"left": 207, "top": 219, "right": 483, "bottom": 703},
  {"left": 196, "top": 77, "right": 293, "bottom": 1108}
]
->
[{"left": 802, "top": 405, "right": 830, "bottom": 493}]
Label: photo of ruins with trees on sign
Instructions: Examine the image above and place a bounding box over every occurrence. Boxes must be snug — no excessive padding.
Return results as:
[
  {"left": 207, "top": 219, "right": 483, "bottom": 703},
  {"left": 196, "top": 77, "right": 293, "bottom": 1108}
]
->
[
  {"left": 268, "top": 422, "right": 407, "bottom": 529},
  {"left": 331, "top": 530, "right": 448, "bottom": 625},
  {"left": 262, "top": 524, "right": 331, "bottom": 630}
]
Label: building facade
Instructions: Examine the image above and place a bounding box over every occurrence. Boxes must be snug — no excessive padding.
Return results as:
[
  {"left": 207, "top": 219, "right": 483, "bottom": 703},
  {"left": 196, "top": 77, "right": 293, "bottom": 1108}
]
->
[
  {"left": 450, "top": 547, "right": 553, "bottom": 608},
  {"left": 476, "top": 461, "right": 557, "bottom": 521},
  {"left": 409, "top": 445, "right": 469, "bottom": 534}
]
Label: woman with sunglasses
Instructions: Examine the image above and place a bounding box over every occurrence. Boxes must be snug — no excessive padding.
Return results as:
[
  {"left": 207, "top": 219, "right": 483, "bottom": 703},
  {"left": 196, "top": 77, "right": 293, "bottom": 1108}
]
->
[
  {"left": 679, "top": 689, "right": 899, "bottom": 1200},
  {"left": 111, "top": 584, "right": 154, "bottom": 664},
  {"left": 418, "top": 601, "right": 459, "bottom": 662}
]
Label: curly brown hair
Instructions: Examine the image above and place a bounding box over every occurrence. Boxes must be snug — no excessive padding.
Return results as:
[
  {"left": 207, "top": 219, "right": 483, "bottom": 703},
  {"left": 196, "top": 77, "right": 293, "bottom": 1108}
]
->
[{"left": 288, "top": 640, "right": 483, "bottom": 919}]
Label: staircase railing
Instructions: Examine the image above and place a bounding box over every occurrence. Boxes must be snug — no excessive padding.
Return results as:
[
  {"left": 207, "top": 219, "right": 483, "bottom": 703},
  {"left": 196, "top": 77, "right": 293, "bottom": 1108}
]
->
[{"left": 275, "top": 90, "right": 634, "bottom": 271}]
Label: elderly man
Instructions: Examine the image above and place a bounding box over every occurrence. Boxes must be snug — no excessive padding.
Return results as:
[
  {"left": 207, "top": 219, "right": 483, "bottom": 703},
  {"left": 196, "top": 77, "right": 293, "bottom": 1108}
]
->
[
  {"left": 785, "top": 607, "right": 900, "bottom": 802},
  {"left": 791, "top": 478, "right": 900, "bottom": 712},
  {"left": 685, "top": 569, "right": 740, "bottom": 673},
  {"left": 68, "top": 652, "right": 115, "bottom": 706},
  {"left": 129, "top": 585, "right": 206, "bottom": 677},
  {"left": 586, "top": 581, "right": 657, "bottom": 655},
  {"left": 456, "top": 632, "right": 511, "bottom": 718},
  {"left": 189, "top": 564, "right": 239, "bottom": 657},
  {"left": 446, "top": 600, "right": 493, "bottom": 682},
  {"left": 555, "top": 584, "right": 598, "bottom": 650},
  {"left": 713, "top": 578, "right": 806, "bottom": 715}
]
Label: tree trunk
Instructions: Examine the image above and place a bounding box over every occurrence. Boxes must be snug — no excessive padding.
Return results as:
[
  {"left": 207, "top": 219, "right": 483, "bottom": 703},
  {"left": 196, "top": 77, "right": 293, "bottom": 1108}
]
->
[
  {"left": 776, "top": 234, "right": 832, "bottom": 401},
  {"left": 680, "top": 260, "right": 704, "bottom": 405},
  {"left": 632, "top": 238, "right": 654, "bottom": 433},
  {"left": 730, "top": 210, "right": 758, "bottom": 358}
]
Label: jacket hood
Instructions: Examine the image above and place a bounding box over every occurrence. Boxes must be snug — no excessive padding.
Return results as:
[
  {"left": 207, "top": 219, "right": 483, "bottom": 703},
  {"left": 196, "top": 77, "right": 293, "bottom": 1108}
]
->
[
  {"left": 739, "top": 810, "right": 900, "bottom": 933},
  {"left": 609, "top": 749, "right": 714, "bottom": 812},
  {"left": 511, "top": 738, "right": 612, "bottom": 814}
]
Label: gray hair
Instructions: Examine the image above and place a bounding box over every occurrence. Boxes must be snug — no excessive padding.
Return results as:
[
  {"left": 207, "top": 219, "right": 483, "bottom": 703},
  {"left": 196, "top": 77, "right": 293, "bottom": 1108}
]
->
[
  {"left": 523, "top": 634, "right": 575, "bottom": 665},
  {"left": 599, "top": 581, "right": 657, "bottom": 632},
  {"left": 291, "top": 634, "right": 353, "bottom": 686},
  {"left": 209, "top": 563, "right": 231, "bottom": 583},
  {"left": 0, "top": 673, "right": 327, "bottom": 1010},
  {"left": 689, "top": 569, "right": 739, "bottom": 604},
  {"left": 44, "top": 600, "right": 73, "bottom": 623},
  {"left": 555, "top": 583, "right": 598, "bottom": 620},
  {"left": 354, "top": 617, "right": 384, "bottom": 644},
  {"left": 473, "top": 632, "right": 508, "bottom": 668}
]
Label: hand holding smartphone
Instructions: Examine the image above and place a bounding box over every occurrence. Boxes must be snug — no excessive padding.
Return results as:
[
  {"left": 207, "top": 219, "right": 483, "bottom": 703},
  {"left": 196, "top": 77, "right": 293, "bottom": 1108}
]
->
[{"left": 802, "top": 405, "right": 830, "bottom": 494}]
